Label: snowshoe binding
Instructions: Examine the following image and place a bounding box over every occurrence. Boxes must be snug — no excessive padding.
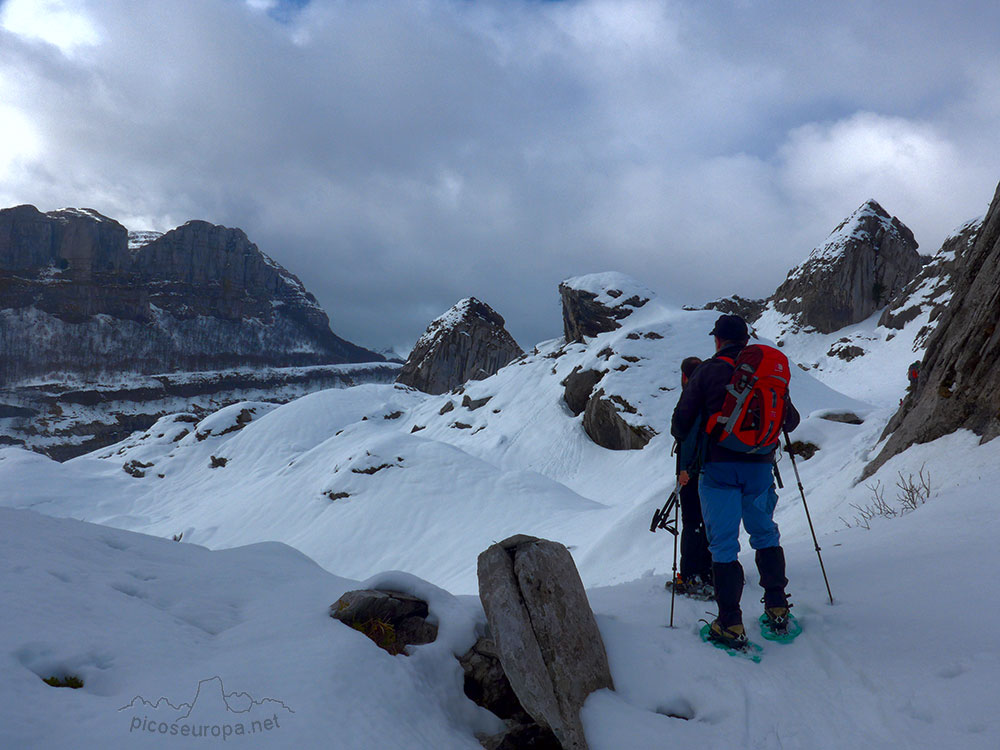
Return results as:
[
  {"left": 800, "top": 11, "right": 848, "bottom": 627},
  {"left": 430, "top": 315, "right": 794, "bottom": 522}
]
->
[
  {"left": 699, "top": 620, "right": 762, "bottom": 662},
  {"left": 759, "top": 606, "right": 802, "bottom": 643},
  {"left": 665, "top": 573, "right": 715, "bottom": 601}
]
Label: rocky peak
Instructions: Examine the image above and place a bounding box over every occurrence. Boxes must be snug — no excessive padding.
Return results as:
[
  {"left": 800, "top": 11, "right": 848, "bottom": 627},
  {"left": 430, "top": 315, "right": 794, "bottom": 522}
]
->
[
  {"left": 396, "top": 297, "right": 523, "bottom": 395},
  {"left": 866, "top": 182, "right": 1000, "bottom": 476},
  {"left": 559, "top": 272, "right": 652, "bottom": 343},
  {"left": 771, "top": 200, "right": 926, "bottom": 333}
]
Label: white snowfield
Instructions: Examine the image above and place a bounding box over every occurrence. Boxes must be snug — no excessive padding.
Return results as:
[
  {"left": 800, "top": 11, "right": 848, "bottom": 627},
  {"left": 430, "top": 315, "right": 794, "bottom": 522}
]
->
[{"left": 1, "top": 275, "right": 997, "bottom": 748}]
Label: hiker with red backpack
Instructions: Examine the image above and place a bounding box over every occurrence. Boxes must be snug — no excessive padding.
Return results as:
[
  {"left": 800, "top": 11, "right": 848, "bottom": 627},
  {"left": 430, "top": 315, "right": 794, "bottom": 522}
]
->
[{"left": 670, "top": 314, "right": 800, "bottom": 651}]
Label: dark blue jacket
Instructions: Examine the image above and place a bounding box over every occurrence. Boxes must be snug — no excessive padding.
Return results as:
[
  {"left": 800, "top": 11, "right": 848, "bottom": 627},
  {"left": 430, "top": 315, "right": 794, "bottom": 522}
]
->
[{"left": 670, "top": 343, "right": 801, "bottom": 465}]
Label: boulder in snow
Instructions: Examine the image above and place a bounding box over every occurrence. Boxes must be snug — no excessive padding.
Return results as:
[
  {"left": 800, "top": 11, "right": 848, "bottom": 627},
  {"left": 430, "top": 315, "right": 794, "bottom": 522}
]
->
[
  {"left": 583, "top": 389, "right": 654, "bottom": 450},
  {"left": 396, "top": 298, "right": 523, "bottom": 395},
  {"left": 561, "top": 367, "right": 605, "bottom": 416},
  {"left": 329, "top": 589, "right": 438, "bottom": 655},
  {"left": 477, "top": 534, "right": 613, "bottom": 750}
]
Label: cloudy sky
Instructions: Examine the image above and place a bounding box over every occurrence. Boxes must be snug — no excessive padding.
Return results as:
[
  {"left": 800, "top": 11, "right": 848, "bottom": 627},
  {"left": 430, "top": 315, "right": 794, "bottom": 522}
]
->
[{"left": 2, "top": 0, "right": 999, "bottom": 353}]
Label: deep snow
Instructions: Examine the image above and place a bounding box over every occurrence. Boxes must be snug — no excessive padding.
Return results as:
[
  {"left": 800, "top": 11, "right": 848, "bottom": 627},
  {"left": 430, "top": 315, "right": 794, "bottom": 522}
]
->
[{"left": 2, "top": 275, "right": 997, "bottom": 748}]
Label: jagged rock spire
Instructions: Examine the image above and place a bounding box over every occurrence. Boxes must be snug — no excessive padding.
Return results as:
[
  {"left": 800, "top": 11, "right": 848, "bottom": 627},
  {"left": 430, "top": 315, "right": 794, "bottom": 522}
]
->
[
  {"left": 771, "top": 200, "right": 926, "bottom": 333},
  {"left": 396, "top": 297, "right": 523, "bottom": 395}
]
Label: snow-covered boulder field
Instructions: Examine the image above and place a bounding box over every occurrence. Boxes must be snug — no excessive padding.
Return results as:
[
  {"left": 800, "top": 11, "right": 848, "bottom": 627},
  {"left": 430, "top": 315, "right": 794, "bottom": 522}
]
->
[{"left": 3, "top": 272, "right": 999, "bottom": 747}]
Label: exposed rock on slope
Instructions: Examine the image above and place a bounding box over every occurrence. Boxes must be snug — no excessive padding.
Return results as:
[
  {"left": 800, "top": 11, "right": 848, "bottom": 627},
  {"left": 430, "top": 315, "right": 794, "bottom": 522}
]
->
[
  {"left": 770, "top": 200, "right": 926, "bottom": 333},
  {"left": 878, "top": 216, "right": 983, "bottom": 344},
  {"left": 559, "top": 273, "right": 651, "bottom": 342},
  {"left": 395, "top": 298, "right": 523, "bottom": 395},
  {"left": 867, "top": 183, "right": 1000, "bottom": 476},
  {"left": 0, "top": 205, "right": 381, "bottom": 385}
]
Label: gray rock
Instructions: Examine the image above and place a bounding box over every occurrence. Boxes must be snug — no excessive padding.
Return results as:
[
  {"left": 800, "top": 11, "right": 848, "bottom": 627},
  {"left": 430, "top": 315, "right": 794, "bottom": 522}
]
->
[
  {"left": 478, "top": 535, "right": 613, "bottom": 750},
  {"left": 559, "top": 276, "right": 650, "bottom": 343},
  {"left": 866, "top": 182, "right": 1000, "bottom": 476},
  {"left": 329, "top": 589, "right": 438, "bottom": 654},
  {"left": 459, "top": 637, "right": 530, "bottom": 722},
  {"left": 396, "top": 298, "right": 523, "bottom": 395},
  {"left": 561, "top": 367, "right": 605, "bottom": 416},
  {"left": 818, "top": 412, "right": 864, "bottom": 425},
  {"left": 583, "top": 389, "right": 654, "bottom": 450},
  {"left": 0, "top": 205, "right": 382, "bottom": 386},
  {"left": 770, "top": 200, "right": 926, "bottom": 334},
  {"left": 878, "top": 216, "right": 983, "bottom": 347},
  {"left": 699, "top": 295, "right": 767, "bottom": 325}
]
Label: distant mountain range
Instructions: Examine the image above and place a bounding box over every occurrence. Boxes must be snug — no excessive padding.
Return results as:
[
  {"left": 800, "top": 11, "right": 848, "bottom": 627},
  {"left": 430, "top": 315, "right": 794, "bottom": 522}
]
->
[{"left": 0, "top": 204, "right": 382, "bottom": 387}]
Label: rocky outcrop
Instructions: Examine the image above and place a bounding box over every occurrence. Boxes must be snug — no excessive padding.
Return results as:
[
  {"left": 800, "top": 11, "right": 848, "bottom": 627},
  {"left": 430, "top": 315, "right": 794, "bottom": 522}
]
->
[
  {"left": 329, "top": 589, "right": 438, "bottom": 655},
  {"left": 561, "top": 367, "right": 605, "bottom": 416},
  {"left": 771, "top": 200, "right": 926, "bottom": 333},
  {"left": 477, "top": 534, "right": 614, "bottom": 750},
  {"left": 559, "top": 273, "right": 651, "bottom": 343},
  {"left": 396, "top": 298, "right": 523, "bottom": 395},
  {"left": 582, "top": 390, "right": 654, "bottom": 450},
  {"left": 878, "top": 215, "right": 983, "bottom": 345},
  {"left": 0, "top": 205, "right": 381, "bottom": 386},
  {"left": 699, "top": 295, "right": 767, "bottom": 325},
  {"left": 866, "top": 183, "right": 1000, "bottom": 476}
]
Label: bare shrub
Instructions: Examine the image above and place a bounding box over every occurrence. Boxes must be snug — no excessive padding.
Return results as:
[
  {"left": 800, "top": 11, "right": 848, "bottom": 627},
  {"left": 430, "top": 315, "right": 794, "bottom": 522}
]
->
[
  {"left": 896, "top": 465, "right": 932, "bottom": 512},
  {"left": 844, "top": 466, "right": 933, "bottom": 529}
]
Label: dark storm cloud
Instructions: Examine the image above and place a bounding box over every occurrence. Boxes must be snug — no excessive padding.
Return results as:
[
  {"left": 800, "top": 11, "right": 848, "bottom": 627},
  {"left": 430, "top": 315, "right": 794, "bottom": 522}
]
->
[{"left": 2, "top": 0, "right": 999, "bottom": 353}]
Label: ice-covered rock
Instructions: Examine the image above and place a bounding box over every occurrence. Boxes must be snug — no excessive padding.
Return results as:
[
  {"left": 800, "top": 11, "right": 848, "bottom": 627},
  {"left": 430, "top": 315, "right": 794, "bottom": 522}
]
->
[
  {"left": 396, "top": 297, "right": 523, "bottom": 395},
  {"left": 771, "top": 200, "right": 926, "bottom": 334}
]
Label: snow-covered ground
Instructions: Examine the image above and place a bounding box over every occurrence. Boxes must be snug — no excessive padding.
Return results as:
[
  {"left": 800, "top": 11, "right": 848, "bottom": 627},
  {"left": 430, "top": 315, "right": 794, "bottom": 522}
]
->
[{"left": 2, "top": 275, "right": 997, "bottom": 748}]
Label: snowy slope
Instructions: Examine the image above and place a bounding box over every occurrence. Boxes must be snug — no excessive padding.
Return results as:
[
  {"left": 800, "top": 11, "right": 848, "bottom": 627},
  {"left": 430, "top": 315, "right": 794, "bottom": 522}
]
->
[
  {"left": 0, "top": 285, "right": 867, "bottom": 593},
  {"left": 3, "top": 272, "right": 997, "bottom": 748},
  {"left": 3, "top": 423, "right": 999, "bottom": 748}
]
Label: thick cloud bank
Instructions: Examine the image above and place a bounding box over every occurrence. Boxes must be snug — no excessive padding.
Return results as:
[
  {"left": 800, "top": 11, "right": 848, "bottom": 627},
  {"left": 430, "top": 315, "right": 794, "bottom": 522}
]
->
[{"left": 2, "top": 0, "right": 999, "bottom": 351}]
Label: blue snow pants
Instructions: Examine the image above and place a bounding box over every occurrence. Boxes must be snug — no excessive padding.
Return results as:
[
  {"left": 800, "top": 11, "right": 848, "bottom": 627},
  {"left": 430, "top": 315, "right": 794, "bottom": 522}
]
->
[{"left": 698, "top": 462, "right": 780, "bottom": 564}]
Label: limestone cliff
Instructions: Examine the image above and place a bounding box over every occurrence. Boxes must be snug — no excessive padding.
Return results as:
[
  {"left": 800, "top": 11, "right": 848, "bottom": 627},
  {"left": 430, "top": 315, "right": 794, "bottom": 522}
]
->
[{"left": 0, "top": 205, "right": 381, "bottom": 385}]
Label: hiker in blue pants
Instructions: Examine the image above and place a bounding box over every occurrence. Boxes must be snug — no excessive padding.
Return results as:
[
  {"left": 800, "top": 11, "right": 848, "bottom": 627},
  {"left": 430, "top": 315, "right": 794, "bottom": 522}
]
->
[{"left": 670, "top": 314, "right": 800, "bottom": 649}]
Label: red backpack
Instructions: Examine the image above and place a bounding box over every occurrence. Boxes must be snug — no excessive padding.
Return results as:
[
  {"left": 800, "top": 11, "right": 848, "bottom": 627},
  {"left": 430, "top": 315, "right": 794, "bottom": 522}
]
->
[{"left": 705, "top": 344, "right": 790, "bottom": 454}]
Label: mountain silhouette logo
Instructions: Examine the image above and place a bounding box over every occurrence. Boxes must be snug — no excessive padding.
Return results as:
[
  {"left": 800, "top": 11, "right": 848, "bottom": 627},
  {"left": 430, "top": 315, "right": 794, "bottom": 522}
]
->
[{"left": 119, "top": 676, "right": 294, "bottom": 720}]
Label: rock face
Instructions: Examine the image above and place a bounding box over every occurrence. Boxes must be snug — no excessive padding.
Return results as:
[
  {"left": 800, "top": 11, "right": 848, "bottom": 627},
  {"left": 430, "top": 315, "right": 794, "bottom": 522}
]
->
[
  {"left": 878, "top": 215, "right": 983, "bottom": 345},
  {"left": 396, "top": 298, "right": 523, "bottom": 395},
  {"left": 771, "top": 200, "right": 926, "bottom": 333},
  {"left": 477, "top": 534, "right": 614, "bottom": 750},
  {"left": 0, "top": 205, "right": 381, "bottom": 386},
  {"left": 866, "top": 183, "right": 1000, "bottom": 476},
  {"left": 559, "top": 273, "right": 651, "bottom": 343}
]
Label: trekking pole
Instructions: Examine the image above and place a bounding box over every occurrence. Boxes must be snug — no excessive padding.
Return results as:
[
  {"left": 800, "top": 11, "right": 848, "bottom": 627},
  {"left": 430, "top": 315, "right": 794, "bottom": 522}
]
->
[
  {"left": 669, "top": 489, "right": 680, "bottom": 628},
  {"left": 783, "top": 431, "right": 834, "bottom": 605}
]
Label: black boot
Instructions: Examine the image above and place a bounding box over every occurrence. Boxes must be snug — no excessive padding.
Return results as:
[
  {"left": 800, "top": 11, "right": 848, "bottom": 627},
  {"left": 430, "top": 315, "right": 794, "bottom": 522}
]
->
[
  {"left": 755, "top": 546, "right": 789, "bottom": 608},
  {"left": 711, "top": 560, "right": 744, "bottom": 628}
]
